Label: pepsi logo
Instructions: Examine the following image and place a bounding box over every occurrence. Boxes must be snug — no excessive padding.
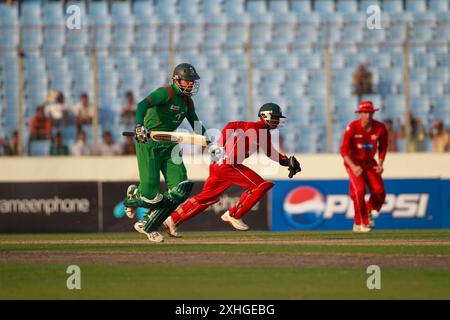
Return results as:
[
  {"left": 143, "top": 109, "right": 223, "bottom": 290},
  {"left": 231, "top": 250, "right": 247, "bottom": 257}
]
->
[{"left": 283, "top": 186, "right": 325, "bottom": 228}]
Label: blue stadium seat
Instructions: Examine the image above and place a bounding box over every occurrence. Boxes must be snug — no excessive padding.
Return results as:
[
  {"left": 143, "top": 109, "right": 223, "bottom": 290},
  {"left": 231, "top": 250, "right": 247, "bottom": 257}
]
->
[
  {"left": 413, "top": 53, "right": 437, "bottom": 68},
  {"left": 88, "top": 1, "right": 108, "bottom": 16},
  {"left": 429, "top": 0, "right": 449, "bottom": 12},
  {"left": 0, "top": 2, "right": 18, "bottom": 18},
  {"left": 111, "top": 1, "right": 131, "bottom": 16},
  {"left": 21, "top": 1, "right": 42, "bottom": 17},
  {"left": 43, "top": 1, "right": 63, "bottom": 18},
  {"left": 111, "top": 15, "right": 135, "bottom": 48},
  {"left": 269, "top": 0, "right": 289, "bottom": 13},
  {"left": 314, "top": 0, "right": 335, "bottom": 13},
  {"left": 155, "top": 0, "right": 177, "bottom": 16},
  {"left": 383, "top": 0, "right": 403, "bottom": 13},
  {"left": 224, "top": 14, "right": 250, "bottom": 52},
  {"left": 29, "top": 140, "right": 51, "bottom": 157},
  {"left": 203, "top": 0, "right": 222, "bottom": 15},
  {"left": 337, "top": 0, "right": 357, "bottom": 12},
  {"left": 424, "top": 81, "right": 445, "bottom": 96},
  {"left": 360, "top": 0, "right": 381, "bottom": 10},
  {"left": 276, "top": 54, "right": 299, "bottom": 69},
  {"left": 202, "top": 14, "right": 227, "bottom": 48},
  {"left": 132, "top": 0, "right": 154, "bottom": 17},
  {"left": 133, "top": 17, "right": 159, "bottom": 49},
  {"left": 179, "top": 0, "right": 200, "bottom": 15},
  {"left": 65, "top": 1, "right": 87, "bottom": 15},
  {"left": 410, "top": 68, "right": 427, "bottom": 83},
  {"left": 406, "top": 0, "right": 427, "bottom": 13}
]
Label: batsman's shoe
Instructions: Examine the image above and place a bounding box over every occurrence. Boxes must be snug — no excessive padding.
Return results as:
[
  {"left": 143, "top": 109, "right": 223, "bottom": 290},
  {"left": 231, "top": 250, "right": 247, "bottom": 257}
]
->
[
  {"left": 352, "top": 224, "right": 371, "bottom": 233},
  {"left": 368, "top": 210, "right": 376, "bottom": 228},
  {"left": 134, "top": 221, "right": 164, "bottom": 243},
  {"left": 163, "top": 216, "right": 182, "bottom": 238},
  {"left": 221, "top": 210, "right": 249, "bottom": 231}
]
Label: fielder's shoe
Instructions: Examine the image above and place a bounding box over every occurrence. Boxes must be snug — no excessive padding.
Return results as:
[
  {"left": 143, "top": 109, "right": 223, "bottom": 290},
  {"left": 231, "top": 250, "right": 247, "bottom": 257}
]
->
[
  {"left": 221, "top": 210, "right": 249, "bottom": 231},
  {"left": 163, "top": 216, "right": 182, "bottom": 238},
  {"left": 134, "top": 221, "right": 164, "bottom": 243},
  {"left": 125, "top": 184, "right": 138, "bottom": 218},
  {"left": 368, "top": 210, "right": 376, "bottom": 229},
  {"left": 352, "top": 224, "right": 372, "bottom": 233}
]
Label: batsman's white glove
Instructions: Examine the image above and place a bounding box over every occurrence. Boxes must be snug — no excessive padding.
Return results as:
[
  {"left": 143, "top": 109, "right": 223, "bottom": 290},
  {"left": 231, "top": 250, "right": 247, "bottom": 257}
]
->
[
  {"left": 135, "top": 124, "right": 150, "bottom": 143},
  {"left": 208, "top": 144, "right": 225, "bottom": 163}
]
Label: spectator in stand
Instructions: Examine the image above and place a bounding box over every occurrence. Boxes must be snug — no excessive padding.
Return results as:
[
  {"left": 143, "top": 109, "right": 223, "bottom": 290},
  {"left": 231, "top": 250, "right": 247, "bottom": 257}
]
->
[
  {"left": 400, "top": 114, "right": 426, "bottom": 152},
  {"left": 384, "top": 119, "right": 402, "bottom": 152},
  {"left": 99, "top": 131, "right": 121, "bottom": 156},
  {"left": 122, "top": 135, "right": 136, "bottom": 155},
  {"left": 0, "top": 131, "right": 18, "bottom": 156},
  {"left": 29, "top": 106, "right": 52, "bottom": 140},
  {"left": 49, "top": 132, "right": 70, "bottom": 156},
  {"left": 0, "top": 136, "right": 8, "bottom": 156},
  {"left": 429, "top": 120, "right": 450, "bottom": 152},
  {"left": 72, "top": 130, "right": 92, "bottom": 156},
  {"left": 45, "top": 92, "right": 70, "bottom": 126},
  {"left": 352, "top": 64, "right": 373, "bottom": 102},
  {"left": 73, "top": 93, "right": 95, "bottom": 128},
  {"left": 121, "top": 90, "right": 136, "bottom": 127}
]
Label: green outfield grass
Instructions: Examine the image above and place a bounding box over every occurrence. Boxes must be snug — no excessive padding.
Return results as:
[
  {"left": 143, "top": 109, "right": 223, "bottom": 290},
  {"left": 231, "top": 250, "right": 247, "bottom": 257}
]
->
[
  {"left": 1, "top": 230, "right": 450, "bottom": 299},
  {"left": 1, "top": 264, "right": 449, "bottom": 300}
]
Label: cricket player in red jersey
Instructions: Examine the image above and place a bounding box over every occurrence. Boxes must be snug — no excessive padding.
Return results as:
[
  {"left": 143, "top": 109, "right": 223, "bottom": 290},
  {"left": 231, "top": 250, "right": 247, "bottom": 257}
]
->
[
  {"left": 162, "top": 103, "right": 301, "bottom": 237},
  {"left": 340, "top": 101, "right": 388, "bottom": 233}
]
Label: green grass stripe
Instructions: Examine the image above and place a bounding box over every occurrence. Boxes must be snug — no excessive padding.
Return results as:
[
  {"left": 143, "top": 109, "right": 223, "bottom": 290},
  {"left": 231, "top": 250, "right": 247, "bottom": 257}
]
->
[
  {"left": 1, "top": 264, "right": 449, "bottom": 299},
  {"left": 1, "top": 243, "right": 450, "bottom": 255},
  {"left": 1, "top": 230, "right": 450, "bottom": 241}
]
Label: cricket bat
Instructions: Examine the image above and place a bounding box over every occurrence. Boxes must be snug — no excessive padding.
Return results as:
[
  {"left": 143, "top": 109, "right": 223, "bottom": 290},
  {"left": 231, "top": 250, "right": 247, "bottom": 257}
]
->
[{"left": 122, "top": 130, "right": 208, "bottom": 147}]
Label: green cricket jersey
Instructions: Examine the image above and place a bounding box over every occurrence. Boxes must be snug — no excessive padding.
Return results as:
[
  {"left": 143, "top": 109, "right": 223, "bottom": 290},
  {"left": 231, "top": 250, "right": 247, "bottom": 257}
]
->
[{"left": 135, "top": 84, "right": 206, "bottom": 135}]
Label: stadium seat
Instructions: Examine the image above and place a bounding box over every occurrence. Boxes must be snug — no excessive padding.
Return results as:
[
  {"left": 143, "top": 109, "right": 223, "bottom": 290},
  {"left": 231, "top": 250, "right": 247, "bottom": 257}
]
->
[
  {"left": 179, "top": 0, "right": 201, "bottom": 15},
  {"left": 414, "top": 53, "right": 437, "bottom": 68},
  {"left": 424, "top": 81, "right": 445, "bottom": 96},
  {"left": 29, "top": 140, "right": 51, "bottom": 157},
  {"left": 291, "top": 0, "right": 311, "bottom": 13},
  {"left": 429, "top": 0, "right": 449, "bottom": 12},
  {"left": 133, "top": 0, "right": 154, "bottom": 16},
  {"left": 337, "top": 0, "right": 357, "bottom": 13},
  {"left": 224, "top": 13, "right": 250, "bottom": 52},
  {"left": 383, "top": 0, "right": 403, "bottom": 13},
  {"left": 269, "top": 0, "right": 289, "bottom": 13},
  {"left": 410, "top": 68, "right": 427, "bottom": 83},
  {"left": 111, "top": 15, "right": 135, "bottom": 49},
  {"left": 360, "top": 0, "right": 381, "bottom": 10},
  {"left": 203, "top": 0, "right": 222, "bottom": 15},
  {"left": 247, "top": 0, "right": 267, "bottom": 15},
  {"left": 314, "top": 0, "right": 335, "bottom": 13},
  {"left": 111, "top": 1, "right": 131, "bottom": 16},
  {"left": 88, "top": 1, "right": 108, "bottom": 16},
  {"left": 406, "top": 0, "right": 427, "bottom": 13},
  {"left": 155, "top": 0, "right": 177, "bottom": 16}
]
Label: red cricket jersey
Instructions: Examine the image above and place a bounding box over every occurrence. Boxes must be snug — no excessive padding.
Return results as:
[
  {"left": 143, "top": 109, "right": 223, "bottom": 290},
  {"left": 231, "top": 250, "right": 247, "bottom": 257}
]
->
[
  {"left": 217, "top": 120, "right": 287, "bottom": 165},
  {"left": 340, "top": 119, "right": 388, "bottom": 167}
]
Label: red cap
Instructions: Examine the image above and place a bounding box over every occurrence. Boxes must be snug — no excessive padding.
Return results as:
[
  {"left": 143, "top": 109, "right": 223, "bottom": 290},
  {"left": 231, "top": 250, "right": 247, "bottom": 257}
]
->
[{"left": 355, "top": 100, "right": 379, "bottom": 113}]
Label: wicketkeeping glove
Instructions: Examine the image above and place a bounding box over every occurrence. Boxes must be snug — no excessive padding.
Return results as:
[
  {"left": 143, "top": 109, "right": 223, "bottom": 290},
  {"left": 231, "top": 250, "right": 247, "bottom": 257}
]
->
[
  {"left": 135, "top": 124, "right": 150, "bottom": 143},
  {"left": 287, "top": 155, "right": 301, "bottom": 178}
]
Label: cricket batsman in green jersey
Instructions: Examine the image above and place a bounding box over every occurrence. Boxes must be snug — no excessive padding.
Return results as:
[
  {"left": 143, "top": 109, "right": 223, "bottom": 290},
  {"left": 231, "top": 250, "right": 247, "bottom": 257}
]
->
[{"left": 123, "top": 63, "right": 207, "bottom": 242}]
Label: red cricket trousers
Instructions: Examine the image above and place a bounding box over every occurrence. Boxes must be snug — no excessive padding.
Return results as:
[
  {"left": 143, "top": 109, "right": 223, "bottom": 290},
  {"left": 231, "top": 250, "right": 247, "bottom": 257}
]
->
[
  {"left": 345, "top": 162, "right": 386, "bottom": 226},
  {"left": 171, "top": 162, "right": 273, "bottom": 226}
]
